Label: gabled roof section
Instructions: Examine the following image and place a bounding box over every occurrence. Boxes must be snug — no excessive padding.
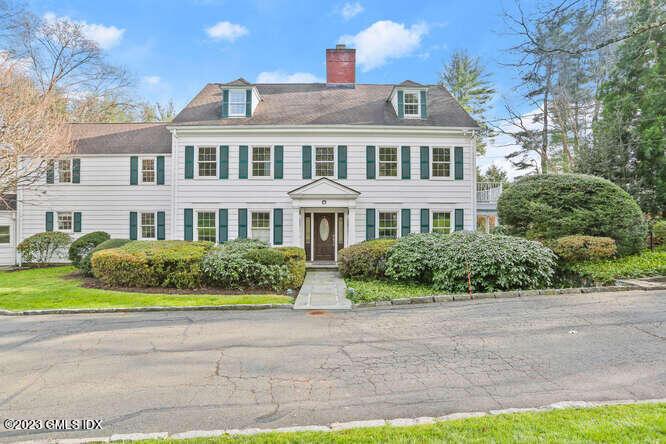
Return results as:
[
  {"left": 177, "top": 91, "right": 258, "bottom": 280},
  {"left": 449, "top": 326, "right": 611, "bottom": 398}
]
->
[
  {"left": 397, "top": 80, "right": 424, "bottom": 87},
  {"left": 222, "top": 78, "right": 252, "bottom": 86},
  {"left": 288, "top": 178, "right": 360, "bottom": 199},
  {"left": 69, "top": 123, "right": 171, "bottom": 155}
]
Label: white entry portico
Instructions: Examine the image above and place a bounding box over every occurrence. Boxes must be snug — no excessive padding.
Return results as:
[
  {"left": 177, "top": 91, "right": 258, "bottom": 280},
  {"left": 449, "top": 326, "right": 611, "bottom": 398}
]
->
[{"left": 288, "top": 178, "right": 360, "bottom": 263}]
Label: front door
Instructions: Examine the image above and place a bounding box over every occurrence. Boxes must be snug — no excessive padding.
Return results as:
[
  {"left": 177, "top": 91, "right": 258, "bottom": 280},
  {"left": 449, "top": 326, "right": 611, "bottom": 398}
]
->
[{"left": 313, "top": 213, "right": 335, "bottom": 261}]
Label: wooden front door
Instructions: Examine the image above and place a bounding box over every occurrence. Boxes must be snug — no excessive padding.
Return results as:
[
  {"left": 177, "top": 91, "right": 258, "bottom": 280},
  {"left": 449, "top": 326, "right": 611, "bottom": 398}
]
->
[{"left": 313, "top": 213, "right": 335, "bottom": 261}]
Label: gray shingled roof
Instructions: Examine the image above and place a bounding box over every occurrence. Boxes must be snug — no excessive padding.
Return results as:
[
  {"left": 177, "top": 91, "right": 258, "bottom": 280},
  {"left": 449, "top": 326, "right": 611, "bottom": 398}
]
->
[
  {"left": 172, "top": 83, "right": 479, "bottom": 128},
  {"left": 70, "top": 123, "right": 171, "bottom": 155}
]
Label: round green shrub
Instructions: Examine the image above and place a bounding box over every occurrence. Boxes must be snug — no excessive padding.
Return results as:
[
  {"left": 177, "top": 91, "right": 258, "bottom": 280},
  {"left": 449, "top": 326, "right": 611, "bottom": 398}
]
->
[
  {"left": 201, "top": 247, "right": 289, "bottom": 291},
  {"left": 384, "top": 233, "right": 449, "bottom": 282},
  {"left": 337, "top": 239, "right": 397, "bottom": 278},
  {"left": 18, "top": 231, "right": 71, "bottom": 264},
  {"left": 68, "top": 231, "right": 110, "bottom": 268},
  {"left": 223, "top": 238, "right": 269, "bottom": 254},
  {"left": 80, "top": 238, "right": 131, "bottom": 276},
  {"left": 497, "top": 174, "right": 647, "bottom": 256},
  {"left": 244, "top": 248, "right": 286, "bottom": 266},
  {"left": 273, "top": 247, "right": 306, "bottom": 290},
  {"left": 550, "top": 235, "right": 617, "bottom": 262}
]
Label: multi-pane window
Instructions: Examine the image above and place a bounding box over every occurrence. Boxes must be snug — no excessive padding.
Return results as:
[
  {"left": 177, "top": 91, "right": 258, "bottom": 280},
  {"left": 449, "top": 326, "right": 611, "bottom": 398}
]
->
[
  {"left": 433, "top": 212, "right": 452, "bottom": 234},
  {"left": 141, "top": 212, "right": 156, "bottom": 239},
  {"left": 432, "top": 147, "right": 452, "bottom": 178},
  {"left": 198, "top": 147, "right": 216, "bottom": 177},
  {"left": 57, "top": 212, "right": 73, "bottom": 231},
  {"left": 403, "top": 92, "right": 419, "bottom": 116},
  {"left": 252, "top": 147, "right": 271, "bottom": 177},
  {"left": 378, "top": 147, "right": 398, "bottom": 177},
  {"left": 141, "top": 158, "right": 155, "bottom": 183},
  {"left": 251, "top": 212, "right": 270, "bottom": 243},
  {"left": 378, "top": 211, "right": 398, "bottom": 239},
  {"left": 315, "top": 147, "right": 334, "bottom": 177},
  {"left": 230, "top": 90, "right": 246, "bottom": 116},
  {"left": 197, "top": 211, "right": 216, "bottom": 242},
  {"left": 0, "top": 226, "right": 9, "bottom": 244},
  {"left": 58, "top": 159, "right": 72, "bottom": 183}
]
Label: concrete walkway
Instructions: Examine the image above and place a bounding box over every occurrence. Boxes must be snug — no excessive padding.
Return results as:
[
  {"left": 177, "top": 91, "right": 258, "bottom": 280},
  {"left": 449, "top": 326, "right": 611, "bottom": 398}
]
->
[{"left": 293, "top": 270, "right": 351, "bottom": 310}]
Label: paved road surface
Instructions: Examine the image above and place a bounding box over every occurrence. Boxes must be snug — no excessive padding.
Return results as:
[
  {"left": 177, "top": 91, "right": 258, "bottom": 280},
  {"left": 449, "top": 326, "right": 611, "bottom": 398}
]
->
[{"left": 1, "top": 290, "right": 665, "bottom": 442}]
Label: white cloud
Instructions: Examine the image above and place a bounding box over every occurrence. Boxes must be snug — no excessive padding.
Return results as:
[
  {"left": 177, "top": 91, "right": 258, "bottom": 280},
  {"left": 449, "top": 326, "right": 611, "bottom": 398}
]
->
[
  {"left": 205, "top": 21, "right": 249, "bottom": 42},
  {"left": 256, "top": 70, "right": 323, "bottom": 83},
  {"left": 142, "top": 76, "right": 161, "bottom": 85},
  {"left": 338, "top": 21, "right": 428, "bottom": 71},
  {"left": 338, "top": 2, "right": 364, "bottom": 20},
  {"left": 44, "top": 12, "right": 125, "bottom": 49}
]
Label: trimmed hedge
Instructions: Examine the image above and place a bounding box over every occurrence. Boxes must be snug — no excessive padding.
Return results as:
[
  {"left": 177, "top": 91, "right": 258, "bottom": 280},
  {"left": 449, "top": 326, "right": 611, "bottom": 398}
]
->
[
  {"left": 68, "top": 231, "right": 110, "bottom": 268},
  {"left": 550, "top": 235, "right": 616, "bottom": 262},
  {"left": 384, "top": 233, "right": 448, "bottom": 282},
  {"left": 80, "top": 238, "right": 131, "bottom": 276},
  {"left": 497, "top": 174, "right": 647, "bottom": 256},
  {"left": 244, "top": 248, "right": 286, "bottom": 266},
  {"left": 92, "top": 241, "right": 213, "bottom": 289},
  {"left": 274, "top": 246, "right": 306, "bottom": 290},
  {"left": 18, "top": 231, "right": 71, "bottom": 264},
  {"left": 337, "top": 239, "right": 397, "bottom": 278}
]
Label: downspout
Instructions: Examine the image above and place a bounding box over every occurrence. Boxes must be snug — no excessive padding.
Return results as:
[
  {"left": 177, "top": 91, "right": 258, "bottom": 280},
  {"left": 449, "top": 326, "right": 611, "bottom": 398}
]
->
[{"left": 170, "top": 129, "right": 178, "bottom": 240}]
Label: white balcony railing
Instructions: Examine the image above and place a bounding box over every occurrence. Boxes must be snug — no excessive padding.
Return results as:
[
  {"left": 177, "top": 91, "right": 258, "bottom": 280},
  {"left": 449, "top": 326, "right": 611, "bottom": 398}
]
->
[{"left": 477, "top": 181, "right": 503, "bottom": 203}]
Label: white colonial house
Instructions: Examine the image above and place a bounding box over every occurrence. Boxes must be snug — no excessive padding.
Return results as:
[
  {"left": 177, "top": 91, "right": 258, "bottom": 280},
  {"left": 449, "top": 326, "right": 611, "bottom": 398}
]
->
[{"left": 5, "top": 45, "right": 503, "bottom": 267}]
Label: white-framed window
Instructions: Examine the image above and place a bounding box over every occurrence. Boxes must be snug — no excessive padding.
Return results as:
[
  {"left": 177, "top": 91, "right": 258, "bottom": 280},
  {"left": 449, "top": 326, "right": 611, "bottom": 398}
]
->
[
  {"left": 140, "top": 212, "right": 156, "bottom": 239},
  {"left": 141, "top": 158, "right": 156, "bottom": 184},
  {"left": 378, "top": 146, "right": 398, "bottom": 177},
  {"left": 378, "top": 211, "right": 398, "bottom": 239},
  {"left": 230, "top": 90, "right": 246, "bottom": 117},
  {"left": 432, "top": 212, "right": 452, "bottom": 234},
  {"left": 252, "top": 146, "right": 271, "bottom": 177},
  {"left": 403, "top": 90, "right": 420, "bottom": 117},
  {"left": 0, "top": 226, "right": 9, "bottom": 244},
  {"left": 57, "top": 211, "right": 73, "bottom": 232},
  {"left": 432, "top": 147, "right": 452, "bottom": 178},
  {"left": 251, "top": 211, "right": 270, "bottom": 243},
  {"left": 315, "top": 146, "right": 335, "bottom": 177},
  {"left": 58, "top": 159, "right": 72, "bottom": 183},
  {"left": 196, "top": 211, "right": 216, "bottom": 242},
  {"left": 197, "top": 146, "right": 217, "bottom": 177}
]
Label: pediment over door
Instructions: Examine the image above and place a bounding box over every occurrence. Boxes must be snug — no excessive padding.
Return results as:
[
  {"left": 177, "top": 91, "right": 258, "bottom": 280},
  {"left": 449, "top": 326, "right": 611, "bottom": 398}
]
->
[{"left": 288, "top": 178, "right": 360, "bottom": 200}]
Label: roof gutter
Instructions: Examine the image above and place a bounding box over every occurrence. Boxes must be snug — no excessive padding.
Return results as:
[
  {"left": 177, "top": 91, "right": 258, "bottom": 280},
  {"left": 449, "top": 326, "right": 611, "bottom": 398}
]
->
[{"left": 165, "top": 124, "right": 478, "bottom": 136}]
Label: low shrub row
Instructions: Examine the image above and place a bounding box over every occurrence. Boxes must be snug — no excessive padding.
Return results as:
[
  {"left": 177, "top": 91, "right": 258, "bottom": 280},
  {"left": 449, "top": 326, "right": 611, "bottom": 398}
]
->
[
  {"left": 548, "top": 235, "right": 617, "bottom": 262},
  {"left": 80, "top": 238, "right": 131, "bottom": 276},
  {"left": 337, "top": 239, "right": 396, "bottom": 279},
  {"left": 68, "top": 231, "right": 110, "bottom": 267}
]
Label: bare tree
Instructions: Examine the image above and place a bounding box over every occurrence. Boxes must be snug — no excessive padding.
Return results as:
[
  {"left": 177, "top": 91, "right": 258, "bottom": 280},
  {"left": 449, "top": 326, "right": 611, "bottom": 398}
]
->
[{"left": 0, "top": 62, "right": 73, "bottom": 198}]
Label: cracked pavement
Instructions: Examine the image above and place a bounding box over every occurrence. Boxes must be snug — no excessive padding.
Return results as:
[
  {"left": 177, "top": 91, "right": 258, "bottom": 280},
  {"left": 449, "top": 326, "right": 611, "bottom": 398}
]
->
[{"left": 1, "top": 289, "right": 665, "bottom": 442}]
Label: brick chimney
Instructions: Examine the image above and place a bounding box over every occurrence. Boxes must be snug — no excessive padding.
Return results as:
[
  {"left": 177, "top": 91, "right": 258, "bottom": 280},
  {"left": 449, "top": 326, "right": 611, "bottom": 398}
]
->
[{"left": 326, "top": 44, "right": 356, "bottom": 86}]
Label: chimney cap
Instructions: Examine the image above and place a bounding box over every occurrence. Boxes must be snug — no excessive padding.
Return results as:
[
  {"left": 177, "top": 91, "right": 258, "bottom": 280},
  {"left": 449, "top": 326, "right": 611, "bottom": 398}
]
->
[{"left": 335, "top": 44, "right": 346, "bottom": 50}]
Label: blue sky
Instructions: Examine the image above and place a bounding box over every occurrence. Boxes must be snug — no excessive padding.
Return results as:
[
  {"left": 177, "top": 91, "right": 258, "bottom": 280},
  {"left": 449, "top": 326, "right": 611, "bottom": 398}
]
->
[{"left": 29, "top": 0, "right": 528, "bottom": 175}]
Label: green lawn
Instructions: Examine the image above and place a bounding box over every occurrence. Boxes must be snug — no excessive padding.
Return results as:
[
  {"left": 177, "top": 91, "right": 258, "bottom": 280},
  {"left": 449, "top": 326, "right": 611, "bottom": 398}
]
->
[
  {"left": 0, "top": 266, "right": 292, "bottom": 311},
  {"left": 567, "top": 247, "right": 666, "bottom": 284},
  {"left": 345, "top": 278, "right": 434, "bottom": 303},
  {"left": 136, "top": 403, "right": 665, "bottom": 443}
]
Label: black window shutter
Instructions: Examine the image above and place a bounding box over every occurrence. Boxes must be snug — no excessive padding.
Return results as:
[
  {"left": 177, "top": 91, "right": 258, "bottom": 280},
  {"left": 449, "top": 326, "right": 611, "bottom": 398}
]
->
[
  {"left": 72, "top": 158, "right": 81, "bottom": 183},
  {"left": 273, "top": 208, "right": 283, "bottom": 245},
  {"left": 420, "top": 146, "right": 429, "bottom": 179},
  {"left": 219, "top": 146, "right": 229, "bottom": 179},
  {"left": 420, "top": 209, "right": 429, "bottom": 233},
  {"left": 46, "top": 162, "right": 54, "bottom": 184},
  {"left": 45, "top": 212, "right": 54, "bottom": 231},
  {"left": 245, "top": 89, "right": 252, "bottom": 117},
  {"left": 338, "top": 145, "right": 347, "bottom": 179},
  {"left": 238, "top": 209, "right": 247, "bottom": 239},
  {"left": 455, "top": 209, "right": 464, "bottom": 231},
  {"left": 420, "top": 90, "right": 427, "bottom": 118},
  {"left": 185, "top": 146, "right": 194, "bottom": 179},
  {"left": 401, "top": 209, "right": 411, "bottom": 236},
  {"left": 130, "top": 156, "right": 138, "bottom": 185},
  {"left": 302, "top": 146, "right": 312, "bottom": 179},
  {"left": 366, "top": 146, "right": 376, "bottom": 179},
  {"left": 218, "top": 209, "right": 228, "bottom": 243},
  {"left": 454, "top": 146, "right": 464, "bottom": 180},
  {"left": 397, "top": 90, "right": 404, "bottom": 118},
  {"left": 365, "top": 208, "right": 375, "bottom": 240},
  {"left": 401, "top": 146, "right": 411, "bottom": 179},
  {"left": 157, "top": 211, "right": 165, "bottom": 240},
  {"left": 221, "top": 89, "right": 229, "bottom": 118},
  {"left": 129, "top": 212, "right": 138, "bottom": 240},
  {"left": 239, "top": 145, "right": 248, "bottom": 179},
  {"left": 184, "top": 209, "right": 193, "bottom": 241},
  {"left": 157, "top": 156, "right": 165, "bottom": 184},
  {"left": 274, "top": 145, "right": 284, "bottom": 179},
  {"left": 74, "top": 212, "right": 82, "bottom": 232}
]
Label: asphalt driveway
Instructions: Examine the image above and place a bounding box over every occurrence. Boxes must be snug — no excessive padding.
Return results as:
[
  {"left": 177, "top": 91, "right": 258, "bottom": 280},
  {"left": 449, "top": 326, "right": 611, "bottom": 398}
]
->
[{"left": 1, "top": 289, "right": 665, "bottom": 442}]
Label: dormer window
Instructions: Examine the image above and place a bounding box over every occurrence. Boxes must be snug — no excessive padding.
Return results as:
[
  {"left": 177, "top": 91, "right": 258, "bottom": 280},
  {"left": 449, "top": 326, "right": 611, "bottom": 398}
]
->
[
  {"left": 229, "top": 90, "right": 246, "bottom": 117},
  {"left": 403, "top": 91, "right": 420, "bottom": 117}
]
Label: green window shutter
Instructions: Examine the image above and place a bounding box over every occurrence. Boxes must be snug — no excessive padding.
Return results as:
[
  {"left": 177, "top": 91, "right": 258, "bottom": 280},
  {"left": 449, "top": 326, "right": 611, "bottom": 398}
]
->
[
  {"left": 420, "top": 146, "right": 430, "bottom": 179},
  {"left": 420, "top": 90, "right": 427, "bottom": 118},
  {"left": 219, "top": 145, "right": 229, "bottom": 179},
  {"left": 420, "top": 208, "right": 429, "bottom": 233},
  {"left": 454, "top": 146, "right": 464, "bottom": 180},
  {"left": 245, "top": 89, "right": 252, "bottom": 117},
  {"left": 74, "top": 212, "right": 82, "bottom": 232},
  {"left": 130, "top": 156, "right": 138, "bottom": 185},
  {"left": 45, "top": 212, "right": 53, "bottom": 231},
  {"left": 222, "top": 89, "right": 229, "bottom": 118},
  {"left": 455, "top": 208, "right": 464, "bottom": 231},
  {"left": 185, "top": 146, "right": 194, "bottom": 179},
  {"left": 338, "top": 145, "right": 347, "bottom": 179},
  {"left": 239, "top": 145, "right": 248, "bottom": 179},
  {"left": 274, "top": 145, "right": 284, "bottom": 179},
  {"left": 401, "top": 146, "right": 411, "bottom": 179},
  {"left": 238, "top": 209, "right": 247, "bottom": 239},
  {"left": 157, "top": 211, "right": 165, "bottom": 240},
  {"left": 302, "top": 145, "right": 312, "bottom": 179},
  {"left": 401, "top": 209, "right": 411, "bottom": 237},
  {"left": 366, "top": 145, "right": 376, "bottom": 179},
  {"left": 397, "top": 90, "right": 404, "bottom": 118},
  {"left": 130, "top": 212, "right": 138, "bottom": 240},
  {"left": 157, "top": 156, "right": 165, "bottom": 184},
  {"left": 46, "top": 162, "right": 54, "bottom": 184},
  {"left": 365, "top": 208, "right": 375, "bottom": 240},
  {"left": 218, "top": 209, "right": 228, "bottom": 243},
  {"left": 184, "top": 209, "right": 193, "bottom": 241},
  {"left": 72, "top": 158, "right": 80, "bottom": 183},
  {"left": 273, "top": 208, "right": 283, "bottom": 245}
]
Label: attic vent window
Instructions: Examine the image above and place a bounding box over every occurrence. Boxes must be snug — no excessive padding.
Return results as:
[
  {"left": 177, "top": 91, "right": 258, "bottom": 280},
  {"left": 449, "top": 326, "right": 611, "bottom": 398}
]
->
[
  {"left": 404, "top": 91, "right": 419, "bottom": 117},
  {"left": 229, "top": 90, "right": 246, "bottom": 116}
]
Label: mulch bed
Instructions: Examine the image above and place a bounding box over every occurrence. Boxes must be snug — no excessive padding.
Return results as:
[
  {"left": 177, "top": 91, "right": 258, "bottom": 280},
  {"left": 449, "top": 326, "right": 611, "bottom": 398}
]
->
[{"left": 61, "top": 271, "right": 290, "bottom": 296}]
